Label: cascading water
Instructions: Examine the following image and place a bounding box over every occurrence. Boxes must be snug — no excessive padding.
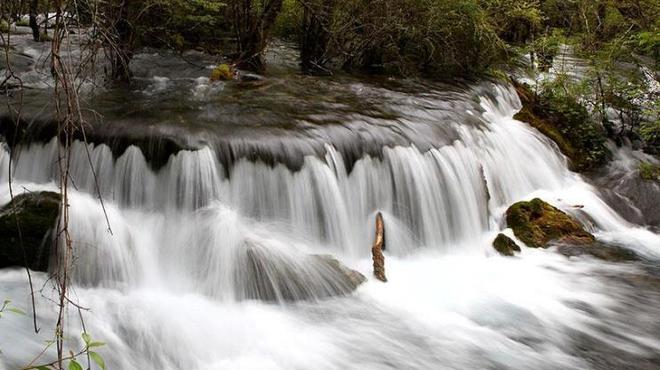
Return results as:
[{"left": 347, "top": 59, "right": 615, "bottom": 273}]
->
[{"left": 1, "top": 82, "right": 659, "bottom": 370}]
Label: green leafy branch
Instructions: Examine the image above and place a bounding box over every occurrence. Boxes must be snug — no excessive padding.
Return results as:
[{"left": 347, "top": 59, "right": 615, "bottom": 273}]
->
[{"left": 23, "top": 333, "right": 106, "bottom": 370}]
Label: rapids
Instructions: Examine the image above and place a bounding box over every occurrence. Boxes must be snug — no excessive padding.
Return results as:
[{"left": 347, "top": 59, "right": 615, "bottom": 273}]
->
[{"left": 1, "top": 74, "right": 659, "bottom": 369}]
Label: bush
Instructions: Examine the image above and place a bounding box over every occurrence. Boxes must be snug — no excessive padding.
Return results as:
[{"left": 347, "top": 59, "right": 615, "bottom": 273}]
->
[
  {"left": 132, "top": 0, "right": 230, "bottom": 51},
  {"left": 639, "top": 162, "right": 660, "bottom": 181},
  {"left": 539, "top": 87, "right": 611, "bottom": 170},
  {"left": 640, "top": 120, "right": 660, "bottom": 154},
  {"left": 273, "top": 0, "right": 302, "bottom": 40}
]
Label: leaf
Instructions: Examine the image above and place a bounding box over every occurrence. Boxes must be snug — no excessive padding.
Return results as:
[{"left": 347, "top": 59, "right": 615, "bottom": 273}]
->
[
  {"left": 82, "top": 332, "right": 91, "bottom": 345},
  {"left": 90, "top": 351, "right": 106, "bottom": 370},
  {"left": 7, "top": 307, "right": 26, "bottom": 315},
  {"left": 68, "top": 360, "right": 83, "bottom": 370},
  {"left": 88, "top": 341, "right": 106, "bottom": 348}
]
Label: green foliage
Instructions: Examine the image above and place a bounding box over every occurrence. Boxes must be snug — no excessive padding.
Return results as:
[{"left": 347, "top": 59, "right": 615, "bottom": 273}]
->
[
  {"left": 640, "top": 119, "right": 660, "bottom": 154},
  {"left": 0, "top": 19, "right": 9, "bottom": 33},
  {"left": 531, "top": 29, "right": 564, "bottom": 70},
  {"left": 480, "top": 0, "right": 542, "bottom": 44},
  {"left": 635, "top": 31, "right": 660, "bottom": 64},
  {"left": 273, "top": 0, "right": 302, "bottom": 39},
  {"left": 26, "top": 332, "right": 107, "bottom": 370},
  {"left": 133, "top": 0, "right": 229, "bottom": 51},
  {"left": 210, "top": 64, "right": 235, "bottom": 80},
  {"left": 538, "top": 82, "right": 611, "bottom": 170},
  {"left": 0, "top": 299, "right": 26, "bottom": 318},
  {"left": 300, "top": 0, "right": 518, "bottom": 77},
  {"left": 639, "top": 162, "right": 660, "bottom": 181}
]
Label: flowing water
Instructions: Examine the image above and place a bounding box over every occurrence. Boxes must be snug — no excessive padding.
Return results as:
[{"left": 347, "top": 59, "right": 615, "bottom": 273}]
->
[{"left": 1, "top": 37, "right": 660, "bottom": 369}]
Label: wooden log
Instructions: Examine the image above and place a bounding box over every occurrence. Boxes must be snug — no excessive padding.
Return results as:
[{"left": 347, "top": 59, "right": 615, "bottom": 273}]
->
[{"left": 372, "top": 212, "right": 387, "bottom": 282}]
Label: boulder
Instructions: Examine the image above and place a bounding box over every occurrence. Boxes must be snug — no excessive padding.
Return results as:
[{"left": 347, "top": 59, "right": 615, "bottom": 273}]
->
[
  {"left": 504, "top": 198, "right": 641, "bottom": 262},
  {"left": 554, "top": 241, "right": 639, "bottom": 262},
  {"left": 236, "top": 240, "right": 365, "bottom": 302},
  {"left": 0, "top": 191, "right": 61, "bottom": 272},
  {"left": 315, "top": 254, "right": 367, "bottom": 288},
  {"left": 492, "top": 233, "right": 521, "bottom": 256},
  {"left": 505, "top": 198, "right": 594, "bottom": 248}
]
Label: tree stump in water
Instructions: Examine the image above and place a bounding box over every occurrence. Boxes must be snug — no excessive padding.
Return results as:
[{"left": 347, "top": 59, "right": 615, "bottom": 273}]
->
[{"left": 372, "top": 212, "right": 387, "bottom": 282}]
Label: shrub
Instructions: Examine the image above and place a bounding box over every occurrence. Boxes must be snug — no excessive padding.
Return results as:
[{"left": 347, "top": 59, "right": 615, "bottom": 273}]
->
[{"left": 639, "top": 162, "right": 660, "bottom": 181}]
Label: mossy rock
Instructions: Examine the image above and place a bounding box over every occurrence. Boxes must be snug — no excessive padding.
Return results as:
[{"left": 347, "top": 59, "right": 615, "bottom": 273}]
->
[
  {"left": 505, "top": 198, "right": 594, "bottom": 248},
  {"left": 492, "top": 233, "right": 521, "bottom": 256},
  {"left": 210, "top": 64, "right": 235, "bottom": 81},
  {"left": 0, "top": 191, "right": 61, "bottom": 272}
]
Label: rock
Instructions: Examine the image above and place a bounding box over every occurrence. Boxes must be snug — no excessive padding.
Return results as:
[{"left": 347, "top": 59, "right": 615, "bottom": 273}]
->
[
  {"left": 210, "top": 64, "right": 235, "bottom": 81},
  {"left": 0, "top": 191, "right": 61, "bottom": 272},
  {"left": 237, "top": 240, "right": 365, "bottom": 302},
  {"left": 505, "top": 198, "right": 594, "bottom": 248},
  {"left": 554, "top": 241, "right": 639, "bottom": 262},
  {"left": 237, "top": 71, "right": 265, "bottom": 82},
  {"left": 492, "top": 233, "right": 521, "bottom": 256},
  {"left": 504, "top": 198, "right": 640, "bottom": 262},
  {"left": 315, "top": 254, "right": 367, "bottom": 288}
]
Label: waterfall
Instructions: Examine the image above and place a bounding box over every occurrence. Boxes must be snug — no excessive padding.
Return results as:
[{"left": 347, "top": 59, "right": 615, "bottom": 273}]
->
[{"left": 1, "top": 82, "right": 659, "bottom": 370}]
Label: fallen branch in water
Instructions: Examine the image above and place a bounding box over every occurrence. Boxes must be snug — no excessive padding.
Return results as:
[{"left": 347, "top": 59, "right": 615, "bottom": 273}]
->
[{"left": 372, "top": 212, "right": 386, "bottom": 282}]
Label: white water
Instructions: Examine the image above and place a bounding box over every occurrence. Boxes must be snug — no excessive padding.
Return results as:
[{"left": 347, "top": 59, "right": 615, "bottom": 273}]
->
[{"left": 1, "top": 84, "right": 659, "bottom": 369}]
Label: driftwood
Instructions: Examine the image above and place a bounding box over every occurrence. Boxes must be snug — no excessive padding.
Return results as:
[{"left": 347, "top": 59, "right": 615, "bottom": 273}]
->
[{"left": 372, "top": 212, "right": 387, "bottom": 282}]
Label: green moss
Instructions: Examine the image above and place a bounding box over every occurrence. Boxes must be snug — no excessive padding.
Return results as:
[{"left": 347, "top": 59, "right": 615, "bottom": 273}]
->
[
  {"left": 639, "top": 162, "right": 660, "bottom": 181},
  {"left": 210, "top": 64, "right": 234, "bottom": 81},
  {"left": 492, "top": 233, "right": 521, "bottom": 256},
  {"left": 0, "top": 192, "right": 61, "bottom": 272},
  {"left": 505, "top": 198, "right": 594, "bottom": 248}
]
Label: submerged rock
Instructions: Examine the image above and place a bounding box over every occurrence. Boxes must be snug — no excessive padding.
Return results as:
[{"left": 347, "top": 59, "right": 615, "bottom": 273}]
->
[
  {"left": 0, "top": 191, "right": 60, "bottom": 272},
  {"left": 555, "top": 241, "right": 639, "bottom": 262},
  {"left": 315, "top": 254, "right": 367, "bottom": 288},
  {"left": 237, "top": 71, "right": 265, "bottom": 82},
  {"left": 505, "top": 198, "right": 594, "bottom": 248},
  {"left": 492, "top": 233, "right": 521, "bottom": 256},
  {"left": 236, "top": 240, "right": 365, "bottom": 302}
]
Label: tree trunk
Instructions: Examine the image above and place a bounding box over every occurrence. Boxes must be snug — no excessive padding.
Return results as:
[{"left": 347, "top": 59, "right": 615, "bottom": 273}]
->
[
  {"left": 300, "top": 0, "right": 335, "bottom": 74},
  {"left": 29, "top": 0, "right": 39, "bottom": 41},
  {"left": 111, "top": 0, "right": 132, "bottom": 82},
  {"left": 372, "top": 212, "right": 387, "bottom": 282},
  {"left": 233, "top": 0, "right": 283, "bottom": 72}
]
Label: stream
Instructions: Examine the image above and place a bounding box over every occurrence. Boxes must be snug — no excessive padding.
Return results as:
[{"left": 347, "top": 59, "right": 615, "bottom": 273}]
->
[{"left": 1, "top": 30, "right": 660, "bottom": 370}]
